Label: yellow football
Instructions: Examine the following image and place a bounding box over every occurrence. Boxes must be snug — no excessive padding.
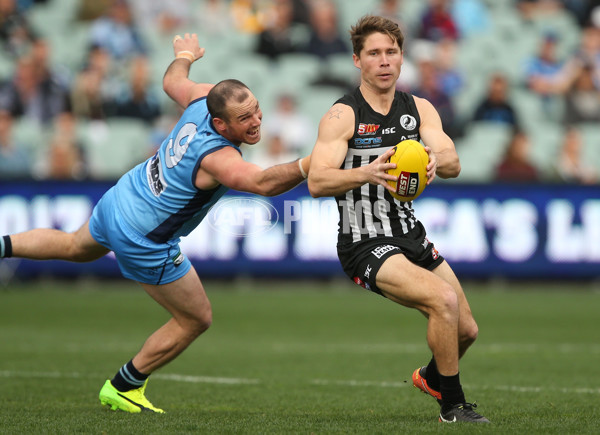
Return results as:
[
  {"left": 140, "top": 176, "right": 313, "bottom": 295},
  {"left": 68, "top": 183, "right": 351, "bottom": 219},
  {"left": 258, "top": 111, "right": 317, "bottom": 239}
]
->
[{"left": 386, "top": 139, "right": 429, "bottom": 201}]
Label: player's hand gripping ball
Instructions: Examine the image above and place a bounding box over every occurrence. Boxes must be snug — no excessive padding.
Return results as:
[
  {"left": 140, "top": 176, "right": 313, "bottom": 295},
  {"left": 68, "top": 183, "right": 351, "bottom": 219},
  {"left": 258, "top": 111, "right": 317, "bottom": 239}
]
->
[{"left": 386, "top": 139, "right": 429, "bottom": 201}]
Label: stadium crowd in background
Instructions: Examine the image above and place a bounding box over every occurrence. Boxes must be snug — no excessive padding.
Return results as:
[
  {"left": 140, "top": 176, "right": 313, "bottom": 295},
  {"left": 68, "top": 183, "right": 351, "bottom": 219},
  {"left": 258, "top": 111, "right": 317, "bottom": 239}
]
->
[{"left": 0, "top": 0, "right": 598, "bottom": 183}]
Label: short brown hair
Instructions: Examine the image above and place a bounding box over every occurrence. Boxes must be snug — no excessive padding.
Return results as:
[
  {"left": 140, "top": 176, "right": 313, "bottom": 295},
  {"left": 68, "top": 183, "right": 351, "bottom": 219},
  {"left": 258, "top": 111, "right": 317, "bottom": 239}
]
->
[
  {"left": 349, "top": 15, "right": 404, "bottom": 56},
  {"left": 207, "top": 79, "right": 250, "bottom": 122}
]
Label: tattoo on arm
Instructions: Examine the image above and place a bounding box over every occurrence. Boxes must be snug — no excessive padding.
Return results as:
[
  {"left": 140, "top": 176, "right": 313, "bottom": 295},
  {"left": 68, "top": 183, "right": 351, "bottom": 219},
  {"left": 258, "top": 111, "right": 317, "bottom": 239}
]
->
[{"left": 328, "top": 107, "right": 343, "bottom": 119}]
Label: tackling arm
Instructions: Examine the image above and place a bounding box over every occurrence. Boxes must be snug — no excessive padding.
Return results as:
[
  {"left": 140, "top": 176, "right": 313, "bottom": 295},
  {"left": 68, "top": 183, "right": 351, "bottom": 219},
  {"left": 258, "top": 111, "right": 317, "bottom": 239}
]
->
[{"left": 196, "top": 147, "right": 310, "bottom": 197}]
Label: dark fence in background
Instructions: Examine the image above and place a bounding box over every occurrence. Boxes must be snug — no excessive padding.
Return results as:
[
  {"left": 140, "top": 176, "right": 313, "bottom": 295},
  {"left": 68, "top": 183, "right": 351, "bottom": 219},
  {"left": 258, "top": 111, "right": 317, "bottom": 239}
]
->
[{"left": 1, "top": 181, "right": 598, "bottom": 281}]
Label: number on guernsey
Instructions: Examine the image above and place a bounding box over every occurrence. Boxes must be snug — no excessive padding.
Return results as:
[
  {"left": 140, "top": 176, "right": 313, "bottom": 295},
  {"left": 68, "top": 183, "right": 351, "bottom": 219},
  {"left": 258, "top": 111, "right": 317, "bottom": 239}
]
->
[
  {"left": 146, "top": 122, "right": 197, "bottom": 196},
  {"left": 165, "top": 122, "right": 197, "bottom": 168}
]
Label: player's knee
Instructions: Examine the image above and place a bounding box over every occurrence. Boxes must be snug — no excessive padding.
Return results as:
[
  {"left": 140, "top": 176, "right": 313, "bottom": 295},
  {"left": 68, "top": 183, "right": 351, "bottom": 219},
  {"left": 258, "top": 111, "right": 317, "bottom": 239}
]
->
[
  {"left": 432, "top": 284, "right": 459, "bottom": 317},
  {"left": 188, "top": 308, "right": 212, "bottom": 337},
  {"left": 460, "top": 320, "right": 479, "bottom": 346}
]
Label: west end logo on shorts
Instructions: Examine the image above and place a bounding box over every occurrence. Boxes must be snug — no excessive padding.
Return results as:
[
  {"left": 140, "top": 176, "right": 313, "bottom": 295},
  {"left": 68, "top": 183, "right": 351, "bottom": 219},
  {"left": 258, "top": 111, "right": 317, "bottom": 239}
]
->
[
  {"left": 371, "top": 245, "right": 400, "bottom": 259},
  {"left": 207, "top": 197, "right": 279, "bottom": 236},
  {"left": 400, "top": 114, "right": 417, "bottom": 130}
]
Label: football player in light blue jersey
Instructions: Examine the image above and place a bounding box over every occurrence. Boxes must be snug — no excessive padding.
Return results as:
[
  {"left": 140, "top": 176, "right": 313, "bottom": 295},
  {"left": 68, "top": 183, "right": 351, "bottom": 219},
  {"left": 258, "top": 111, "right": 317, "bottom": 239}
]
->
[{"left": 0, "top": 33, "right": 311, "bottom": 413}]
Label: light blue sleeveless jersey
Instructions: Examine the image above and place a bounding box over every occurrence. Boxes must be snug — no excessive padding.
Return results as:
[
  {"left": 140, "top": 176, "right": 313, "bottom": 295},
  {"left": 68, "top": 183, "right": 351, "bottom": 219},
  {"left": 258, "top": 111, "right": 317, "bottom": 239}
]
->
[{"left": 113, "top": 97, "right": 239, "bottom": 243}]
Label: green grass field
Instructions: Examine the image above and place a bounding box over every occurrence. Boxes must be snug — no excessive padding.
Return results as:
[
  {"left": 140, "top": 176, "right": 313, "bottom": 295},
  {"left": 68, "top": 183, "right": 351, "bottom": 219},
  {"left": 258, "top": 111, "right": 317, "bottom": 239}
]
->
[{"left": 1, "top": 279, "right": 599, "bottom": 434}]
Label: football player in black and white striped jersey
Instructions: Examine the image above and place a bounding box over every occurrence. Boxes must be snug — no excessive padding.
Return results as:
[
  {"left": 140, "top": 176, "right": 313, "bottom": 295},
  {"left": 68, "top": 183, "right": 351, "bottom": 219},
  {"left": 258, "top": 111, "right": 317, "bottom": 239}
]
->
[{"left": 307, "top": 15, "right": 488, "bottom": 423}]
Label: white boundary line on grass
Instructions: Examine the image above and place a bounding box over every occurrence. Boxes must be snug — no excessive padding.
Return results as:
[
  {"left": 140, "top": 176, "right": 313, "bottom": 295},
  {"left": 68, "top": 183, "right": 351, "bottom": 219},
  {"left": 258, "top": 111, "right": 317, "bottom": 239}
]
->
[
  {"left": 1, "top": 370, "right": 599, "bottom": 395},
  {"left": 310, "top": 379, "right": 600, "bottom": 395},
  {"left": 0, "top": 370, "right": 259, "bottom": 385}
]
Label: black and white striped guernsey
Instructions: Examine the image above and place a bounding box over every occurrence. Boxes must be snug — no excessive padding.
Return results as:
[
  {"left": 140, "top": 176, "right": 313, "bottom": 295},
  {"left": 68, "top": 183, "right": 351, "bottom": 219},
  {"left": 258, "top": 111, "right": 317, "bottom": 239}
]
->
[{"left": 335, "top": 87, "right": 422, "bottom": 246}]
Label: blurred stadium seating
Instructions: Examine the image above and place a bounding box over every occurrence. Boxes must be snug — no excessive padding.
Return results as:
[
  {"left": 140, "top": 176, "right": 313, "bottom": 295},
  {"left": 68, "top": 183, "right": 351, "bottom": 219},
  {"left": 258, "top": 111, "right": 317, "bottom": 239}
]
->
[{"left": 3, "top": 0, "right": 598, "bottom": 181}]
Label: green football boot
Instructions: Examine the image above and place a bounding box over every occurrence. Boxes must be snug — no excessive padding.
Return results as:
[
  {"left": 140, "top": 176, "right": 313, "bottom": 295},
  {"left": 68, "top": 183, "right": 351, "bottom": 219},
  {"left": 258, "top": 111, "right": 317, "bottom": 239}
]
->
[{"left": 99, "top": 379, "right": 164, "bottom": 413}]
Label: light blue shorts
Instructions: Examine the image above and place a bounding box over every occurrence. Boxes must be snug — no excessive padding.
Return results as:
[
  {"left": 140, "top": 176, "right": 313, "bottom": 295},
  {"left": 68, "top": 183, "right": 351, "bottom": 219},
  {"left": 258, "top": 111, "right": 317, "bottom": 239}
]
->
[{"left": 89, "top": 187, "right": 192, "bottom": 285}]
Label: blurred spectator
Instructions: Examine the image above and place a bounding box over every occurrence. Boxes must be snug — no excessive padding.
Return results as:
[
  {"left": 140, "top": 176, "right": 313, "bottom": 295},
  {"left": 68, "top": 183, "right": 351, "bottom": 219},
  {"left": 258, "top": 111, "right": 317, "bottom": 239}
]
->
[
  {"left": 255, "top": 0, "right": 298, "bottom": 60},
  {"left": 29, "top": 37, "right": 71, "bottom": 93},
  {"left": 41, "top": 111, "right": 88, "bottom": 180},
  {"left": 553, "top": 126, "right": 597, "bottom": 184},
  {"left": 0, "top": 108, "right": 31, "bottom": 179},
  {"left": 563, "top": 63, "right": 600, "bottom": 124},
  {"left": 288, "top": 0, "right": 310, "bottom": 25},
  {"left": 434, "top": 38, "right": 463, "bottom": 97},
  {"left": 262, "top": 93, "right": 311, "bottom": 154},
  {"left": 571, "top": 26, "right": 600, "bottom": 88},
  {"left": 0, "top": 51, "right": 70, "bottom": 124},
  {"left": 76, "top": 0, "right": 112, "bottom": 21},
  {"left": 473, "top": 73, "right": 520, "bottom": 128},
  {"left": 561, "top": 0, "right": 595, "bottom": 26},
  {"left": 524, "top": 32, "right": 578, "bottom": 120},
  {"left": 111, "top": 55, "right": 161, "bottom": 123},
  {"left": 583, "top": 1, "right": 600, "bottom": 26},
  {"left": 70, "top": 46, "right": 114, "bottom": 120},
  {"left": 231, "top": 0, "right": 268, "bottom": 34},
  {"left": 524, "top": 32, "right": 574, "bottom": 97},
  {"left": 515, "top": 0, "right": 565, "bottom": 22},
  {"left": 250, "top": 134, "right": 299, "bottom": 168},
  {"left": 374, "top": 0, "right": 414, "bottom": 41},
  {"left": 16, "top": 0, "right": 50, "bottom": 11},
  {"left": 451, "top": 0, "right": 490, "bottom": 38},
  {"left": 128, "top": 0, "right": 190, "bottom": 34},
  {"left": 417, "top": 0, "right": 459, "bottom": 42},
  {"left": 495, "top": 129, "right": 540, "bottom": 182},
  {"left": 411, "top": 58, "right": 462, "bottom": 138},
  {"left": 89, "top": 0, "right": 147, "bottom": 62},
  {"left": 303, "top": 0, "right": 349, "bottom": 60},
  {"left": 0, "top": 0, "right": 36, "bottom": 57}
]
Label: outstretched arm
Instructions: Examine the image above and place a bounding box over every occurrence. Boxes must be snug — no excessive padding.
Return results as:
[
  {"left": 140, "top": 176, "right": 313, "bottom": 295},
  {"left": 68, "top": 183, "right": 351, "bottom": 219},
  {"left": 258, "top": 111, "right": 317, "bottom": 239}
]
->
[
  {"left": 196, "top": 147, "right": 311, "bottom": 197},
  {"left": 163, "top": 33, "right": 214, "bottom": 108}
]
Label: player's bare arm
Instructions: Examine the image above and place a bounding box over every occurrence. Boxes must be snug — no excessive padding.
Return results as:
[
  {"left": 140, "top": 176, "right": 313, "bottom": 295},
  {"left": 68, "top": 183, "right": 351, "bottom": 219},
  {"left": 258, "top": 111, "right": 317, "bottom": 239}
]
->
[
  {"left": 196, "top": 146, "right": 309, "bottom": 196},
  {"left": 308, "top": 103, "right": 397, "bottom": 198},
  {"left": 414, "top": 96, "right": 460, "bottom": 181},
  {"left": 163, "top": 33, "right": 213, "bottom": 108}
]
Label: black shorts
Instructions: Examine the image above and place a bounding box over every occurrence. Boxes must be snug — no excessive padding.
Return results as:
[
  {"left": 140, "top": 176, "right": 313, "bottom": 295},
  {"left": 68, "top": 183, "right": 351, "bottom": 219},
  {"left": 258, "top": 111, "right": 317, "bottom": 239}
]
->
[{"left": 337, "top": 222, "right": 444, "bottom": 296}]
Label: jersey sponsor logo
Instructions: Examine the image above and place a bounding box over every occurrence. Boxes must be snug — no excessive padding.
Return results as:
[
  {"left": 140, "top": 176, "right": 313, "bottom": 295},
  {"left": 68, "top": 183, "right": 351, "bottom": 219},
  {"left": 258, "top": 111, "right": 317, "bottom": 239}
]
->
[
  {"left": 397, "top": 171, "right": 419, "bottom": 197},
  {"left": 400, "top": 114, "right": 417, "bottom": 130},
  {"left": 371, "top": 244, "right": 400, "bottom": 259},
  {"left": 381, "top": 127, "right": 396, "bottom": 135},
  {"left": 358, "top": 123, "right": 380, "bottom": 135},
  {"left": 146, "top": 153, "right": 167, "bottom": 196},
  {"left": 354, "top": 137, "right": 382, "bottom": 146}
]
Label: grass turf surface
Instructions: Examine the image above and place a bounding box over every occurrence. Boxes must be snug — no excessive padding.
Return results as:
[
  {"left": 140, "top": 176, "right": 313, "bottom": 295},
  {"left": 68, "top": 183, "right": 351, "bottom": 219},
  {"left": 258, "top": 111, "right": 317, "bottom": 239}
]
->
[{"left": 0, "top": 279, "right": 599, "bottom": 434}]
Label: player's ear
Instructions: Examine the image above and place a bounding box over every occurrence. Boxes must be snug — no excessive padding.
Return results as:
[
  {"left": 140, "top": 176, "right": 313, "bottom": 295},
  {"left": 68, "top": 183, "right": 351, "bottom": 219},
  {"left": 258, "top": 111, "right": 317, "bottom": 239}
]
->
[
  {"left": 212, "top": 117, "right": 227, "bottom": 133},
  {"left": 353, "top": 53, "right": 360, "bottom": 69}
]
